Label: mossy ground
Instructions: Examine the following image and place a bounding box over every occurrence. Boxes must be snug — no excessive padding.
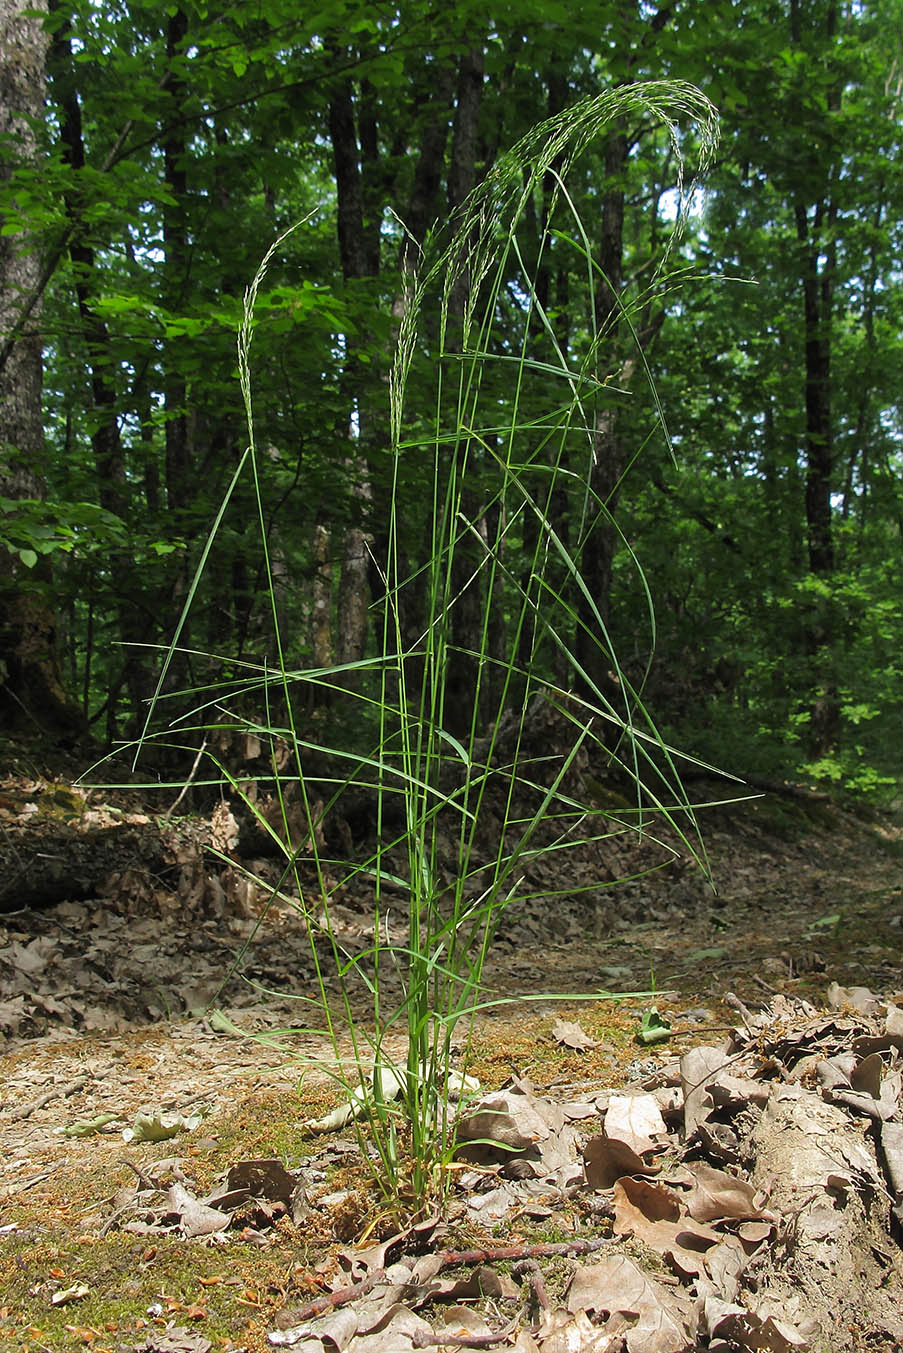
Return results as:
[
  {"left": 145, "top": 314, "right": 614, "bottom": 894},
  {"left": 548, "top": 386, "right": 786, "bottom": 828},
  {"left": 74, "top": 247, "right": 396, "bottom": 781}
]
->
[
  {"left": 0, "top": 1004, "right": 657, "bottom": 1353},
  {"left": 2, "top": 792, "right": 901, "bottom": 1351}
]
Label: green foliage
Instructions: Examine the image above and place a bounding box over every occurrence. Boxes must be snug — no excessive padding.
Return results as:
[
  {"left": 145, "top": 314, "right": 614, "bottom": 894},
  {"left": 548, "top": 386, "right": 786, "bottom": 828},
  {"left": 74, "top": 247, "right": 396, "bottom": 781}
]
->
[
  {"left": 130, "top": 80, "right": 719, "bottom": 1214},
  {"left": 1, "top": 0, "right": 900, "bottom": 772},
  {"left": 0, "top": 496, "right": 129, "bottom": 569}
]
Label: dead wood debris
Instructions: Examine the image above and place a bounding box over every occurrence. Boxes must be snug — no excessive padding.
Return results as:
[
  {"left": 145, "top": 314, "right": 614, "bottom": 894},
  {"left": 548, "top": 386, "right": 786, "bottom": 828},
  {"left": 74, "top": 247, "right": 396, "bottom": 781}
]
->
[
  {"left": 259, "top": 988, "right": 903, "bottom": 1353},
  {"left": 5, "top": 1072, "right": 89, "bottom": 1121}
]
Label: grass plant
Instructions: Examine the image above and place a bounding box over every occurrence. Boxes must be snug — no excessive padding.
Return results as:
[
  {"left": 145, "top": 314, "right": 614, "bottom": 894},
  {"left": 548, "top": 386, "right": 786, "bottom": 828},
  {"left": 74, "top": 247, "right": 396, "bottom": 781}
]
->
[{"left": 131, "top": 81, "right": 721, "bottom": 1216}]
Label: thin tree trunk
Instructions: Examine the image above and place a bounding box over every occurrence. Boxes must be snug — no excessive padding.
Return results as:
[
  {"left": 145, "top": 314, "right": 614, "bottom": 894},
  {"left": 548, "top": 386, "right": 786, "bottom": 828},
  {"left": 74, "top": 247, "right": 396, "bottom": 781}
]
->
[
  {"left": 0, "top": 0, "right": 82, "bottom": 738},
  {"left": 328, "top": 68, "right": 380, "bottom": 672},
  {"left": 574, "top": 127, "right": 630, "bottom": 710},
  {"left": 163, "top": 8, "right": 191, "bottom": 515},
  {"left": 49, "top": 15, "right": 156, "bottom": 734},
  {"left": 443, "top": 45, "right": 486, "bottom": 736},
  {"left": 790, "top": 0, "right": 840, "bottom": 756}
]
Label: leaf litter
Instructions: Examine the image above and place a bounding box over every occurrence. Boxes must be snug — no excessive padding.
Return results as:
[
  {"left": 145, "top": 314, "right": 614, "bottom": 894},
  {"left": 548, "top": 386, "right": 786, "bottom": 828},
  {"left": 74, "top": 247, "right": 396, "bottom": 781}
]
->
[{"left": 1, "top": 779, "right": 903, "bottom": 1349}]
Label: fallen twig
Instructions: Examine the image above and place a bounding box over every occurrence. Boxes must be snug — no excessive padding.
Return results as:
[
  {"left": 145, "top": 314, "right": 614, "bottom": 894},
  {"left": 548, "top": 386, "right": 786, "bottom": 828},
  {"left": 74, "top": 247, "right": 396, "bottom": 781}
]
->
[
  {"left": 165, "top": 736, "right": 207, "bottom": 817},
  {"left": 276, "top": 1267, "right": 386, "bottom": 1325},
  {"left": 433, "top": 1237, "right": 611, "bottom": 1266},
  {"left": 512, "top": 1258, "right": 550, "bottom": 1317},
  {"left": 7, "top": 1075, "right": 89, "bottom": 1122},
  {"left": 412, "top": 1317, "right": 518, "bottom": 1347},
  {"left": 277, "top": 1236, "right": 612, "bottom": 1329},
  {"left": 0, "top": 1160, "right": 67, "bottom": 1199}
]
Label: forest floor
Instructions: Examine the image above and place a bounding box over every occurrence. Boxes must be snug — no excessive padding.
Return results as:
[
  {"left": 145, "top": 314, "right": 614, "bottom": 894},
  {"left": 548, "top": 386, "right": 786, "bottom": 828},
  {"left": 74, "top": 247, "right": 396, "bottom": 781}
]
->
[{"left": 0, "top": 765, "right": 902, "bottom": 1353}]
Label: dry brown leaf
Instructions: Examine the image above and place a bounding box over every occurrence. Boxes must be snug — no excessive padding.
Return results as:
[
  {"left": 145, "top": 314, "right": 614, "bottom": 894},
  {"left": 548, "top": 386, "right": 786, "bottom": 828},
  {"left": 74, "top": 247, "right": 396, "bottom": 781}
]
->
[
  {"left": 337, "top": 1223, "right": 428, "bottom": 1281},
  {"left": 850, "top": 1051, "right": 884, "bottom": 1097},
  {"left": 134, "top": 1326, "right": 213, "bottom": 1353},
  {"left": 612, "top": 1176, "right": 720, "bottom": 1276},
  {"left": 566, "top": 1255, "right": 691, "bottom": 1353},
  {"left": 702, "top": 1296, "right": 808, "bottom": 1351},
  {"left": 682, "top": 1162, "right": 769, "bottom": 1223},
  {"left": 826, "top": 982, "right": 881, "bottom": 1016},
  {"left": 880, "top": 1120, "right": 903, "bottom": 1200},
  {"left": 613, "top": 1175, "right": 681, "bottom": 1226},
  {"left": 165, "top": 1183, "right": 230, "bottom": 1238},
  {"left": 582, "top": 1133, "right": 660, "bottom": 1191},
  {"left": 428, "top": 1264, "right": 518, "bottom": 1303},
  {"left": 456, "top": 1084, "right": 562, "bottom": 1153},
  {"left": 268, "top": 1306, "right": 359, "bottom": 1350},
  {"left": 463, "top": 1181, "right": 521, "bottom": 1224},
  {"left": 550, "top": 1017, "right": 598, "bottom": 1051},
  {"left": 455, "top": 1080, "right": 578, "bottom": 1176},
  {"left": 703, "top": 1239, "right": 747, "bottom": 1300},
  {"left": 351, "top": 1302, "right": 434, "bottom": 1352},
  {"left": 535, "top": 1306, "right": 625, "bottom": 1353},
  {"left": 434, "top": 1305, "right": 492, "bottom": 1337},
  {"left": 680, "top": 1045, "right": 725, "bottom": 1137},
  {"left": 604, "top": 1093, "right": 667, "bottom": 1155}
]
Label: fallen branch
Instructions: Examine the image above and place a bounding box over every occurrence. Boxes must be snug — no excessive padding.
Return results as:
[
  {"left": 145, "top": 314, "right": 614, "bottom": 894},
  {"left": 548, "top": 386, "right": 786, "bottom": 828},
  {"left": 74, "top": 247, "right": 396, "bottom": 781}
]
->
[
  {"left": 512, "top": 1258, "right": 550, "bottom": 1317},
  {"left": 412, "top": 1318, "right": 518, "bottom": 1347},
  {"left": 7, "top": 1075, "right": 89, "bottom": 1122},
  {"left": 0, "top": 1160, "right": 67, "bottom": 1199},
  {"left": 276, "top": 1267, "right": 386, "bottom": 1325},
  {"left": 434, "top": 1237, "right": 611, "bottom": 1266},
  {"left": 277, "top": 1236, "right": 612, "bottom": 1328}
]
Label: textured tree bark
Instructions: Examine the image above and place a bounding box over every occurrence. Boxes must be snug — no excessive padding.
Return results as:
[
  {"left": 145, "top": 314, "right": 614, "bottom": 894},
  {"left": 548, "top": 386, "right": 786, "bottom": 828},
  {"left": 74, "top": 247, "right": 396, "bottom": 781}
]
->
[
  {"left": 0, "top": 0, "right": 82, "bottom": 738},
  {"left": 49, "top": 15, "right": 156, "bottom": 733},
  {"left": 163, "top": 7, "right": 191, "bottom": 516},
  {"left": 573, "top": 128, "right": 630, "bottom": 712},
  {"left": 310, "top": 522, "right": 334, "bottom": 672},
  {"left": 790, "top": 0, "right": 840, "bottom": 756},
  {"left": 328, "top": 69, "right": 379, "bottom": 672},
  {"left": 49, "top": 19, "right": 127, "bottom": 521},
  {"left": 0, "top": 0, "right": 46, "bottom": 473},
  {"left": 399, "top": 63, "right": 456, "bottom": 271},
  {"left": 516, "top": 65, "right": 571, "bottom": 695},
  {"left": 443, "top": 46, "right": 487, "bottom": 736}
]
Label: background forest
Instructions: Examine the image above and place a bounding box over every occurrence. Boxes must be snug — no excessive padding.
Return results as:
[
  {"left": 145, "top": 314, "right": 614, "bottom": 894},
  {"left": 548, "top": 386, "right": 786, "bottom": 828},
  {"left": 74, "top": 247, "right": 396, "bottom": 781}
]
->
[{"left": 1, "top": 0, "right": 902, "bottom": 801}]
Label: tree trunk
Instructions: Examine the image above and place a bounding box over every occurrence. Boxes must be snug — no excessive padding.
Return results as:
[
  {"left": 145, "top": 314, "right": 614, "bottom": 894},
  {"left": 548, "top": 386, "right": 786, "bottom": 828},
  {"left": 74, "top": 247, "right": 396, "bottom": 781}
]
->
[
  {"left": 163, "top": 8, "right": 191, "bottom": 516},
  {"left": 790, "top": 0, "right": 840, "bottom": 756},
  {"left": 0, "top": 0, "right": 82, "bottom": 739},
  {"left": 49, "top": 15, "right": 156, "bottom": 735},
  {"left": 574, "top": 128, "right": 630, "bottom": 712},
  {"left": 328, "top": 68, "right": 381, "bottom": 673}
]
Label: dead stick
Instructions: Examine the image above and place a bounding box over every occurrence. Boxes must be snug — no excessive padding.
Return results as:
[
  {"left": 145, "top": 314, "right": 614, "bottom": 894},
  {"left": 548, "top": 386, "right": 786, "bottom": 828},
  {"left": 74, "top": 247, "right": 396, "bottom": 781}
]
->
[
  {"left": 278, "top": 1268, "right": 386, "bottom": 1325},
  {"left": 279, "top": 1238, "right": 611, "bottom": 1328},
  {"left": 165, "top": 737, "right": 207, "bottom": 817},
  {"left": 0, "top": 1160, "right": 67, "bottom": 1199},
  {"left": 434, "top": 1237, "right": 610, "bottom": 1266},
  {"left": 412, "top": 1318, "right": 518, "bottom": 1348},
  {"left": 7, "top": 1075, "right": 89, "bottom": 1122},
  {"left": 512, "top": 1259, "right": 550, "bottom": 1317}
]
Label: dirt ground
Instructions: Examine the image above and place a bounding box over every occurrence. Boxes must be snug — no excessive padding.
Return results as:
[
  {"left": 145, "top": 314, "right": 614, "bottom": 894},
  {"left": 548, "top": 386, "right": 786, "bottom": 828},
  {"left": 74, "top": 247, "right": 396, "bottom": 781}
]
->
[
  {"left": 1, "top": 780, "right": 902, "bottom": 1352},
  {"left": 3, "top": 781, "right": 901, "bottom": 1044}
]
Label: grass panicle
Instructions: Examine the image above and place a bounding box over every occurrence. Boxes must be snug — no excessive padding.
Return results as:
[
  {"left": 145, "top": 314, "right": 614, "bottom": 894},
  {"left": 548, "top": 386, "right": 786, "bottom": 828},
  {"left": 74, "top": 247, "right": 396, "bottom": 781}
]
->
[{"left": 122, "top": 82, "right": 721, "bottom": 1215}]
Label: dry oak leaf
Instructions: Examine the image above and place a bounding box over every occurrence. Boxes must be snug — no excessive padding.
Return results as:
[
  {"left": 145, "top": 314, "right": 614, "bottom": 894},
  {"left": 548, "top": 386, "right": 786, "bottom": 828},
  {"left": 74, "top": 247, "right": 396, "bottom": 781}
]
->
[
  {"left": 133, "top": 1327, "right": 213, "bottom": 1353},
  {"left": 566, "top": 1255, "right": 692, "bottom": 1353},
  {"left": 582, "top": 1134, "right": 661, "bottom": 1191},
  {"left": 702, "top": 1296, "right": 808, "bottom": 1352},
  {"left": 604, "top": 1093, "right": 667, "bottom": 1155},
  {"left": 612, "top": 1175, "right": 720, "bottom": 1277},
  {"left": 533, "top": 1306, "right": 627, "bottom": 1353},
  {"left": 682, "top": 1162, "right": 773, "bottom": 1224},
  {"left": 551, "top": 1017, "right": 598, "bottom": 1051}
]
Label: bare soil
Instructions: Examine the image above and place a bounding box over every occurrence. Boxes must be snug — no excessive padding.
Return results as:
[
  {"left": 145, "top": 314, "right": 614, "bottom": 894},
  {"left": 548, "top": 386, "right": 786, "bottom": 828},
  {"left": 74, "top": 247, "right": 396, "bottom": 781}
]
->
[{"left": 1, "top": 773, "right": 902, "bottom": 1352}]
